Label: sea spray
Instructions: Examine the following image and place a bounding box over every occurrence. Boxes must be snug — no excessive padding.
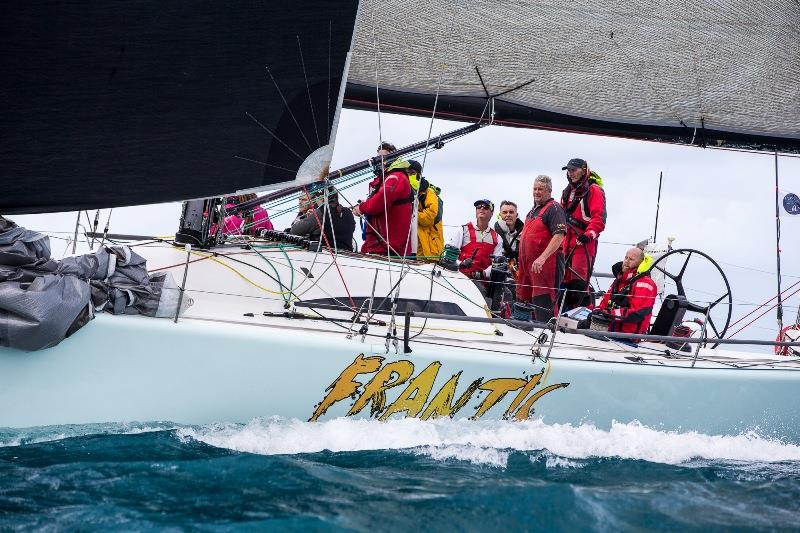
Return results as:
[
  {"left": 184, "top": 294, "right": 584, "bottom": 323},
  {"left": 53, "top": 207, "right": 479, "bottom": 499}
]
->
[{"left": 177, "top": 417, "right": 800, "bottom": 466}]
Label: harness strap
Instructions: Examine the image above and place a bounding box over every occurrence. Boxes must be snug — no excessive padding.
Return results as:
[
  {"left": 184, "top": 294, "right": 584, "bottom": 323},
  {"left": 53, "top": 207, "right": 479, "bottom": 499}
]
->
[{"left": 391, "top": 191, "right": 414, "bottom": 207}]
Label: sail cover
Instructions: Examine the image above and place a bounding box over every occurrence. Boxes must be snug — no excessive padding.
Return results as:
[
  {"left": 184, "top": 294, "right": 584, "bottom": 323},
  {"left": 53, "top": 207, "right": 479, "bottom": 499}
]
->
[
  {"left": 0, "top": 1, "right": 359, "bottom": 215},
  {"left": 345, "top": 0, "right": 800, "bottom": 153}
]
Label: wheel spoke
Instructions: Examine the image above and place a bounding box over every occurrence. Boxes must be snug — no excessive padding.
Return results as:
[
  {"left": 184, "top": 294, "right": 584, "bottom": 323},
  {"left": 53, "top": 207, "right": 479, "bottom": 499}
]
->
[
  {"left": 708, "top": 291, "right": 730, "bottom": 310},
  {"left": 707, "top": 316, "right": 721, "bottom": 338},
  {"left": 654, "top": 265, "right": 679, "bottom": 282},
  {"left": 677, "top": 251, "right": 693, "bottom": 279}
]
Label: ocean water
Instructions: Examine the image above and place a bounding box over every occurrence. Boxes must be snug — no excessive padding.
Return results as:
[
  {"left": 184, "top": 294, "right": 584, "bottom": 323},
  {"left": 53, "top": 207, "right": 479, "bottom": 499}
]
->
[{"left": 2, "top": 418, "right": 800, "bottom": 531}]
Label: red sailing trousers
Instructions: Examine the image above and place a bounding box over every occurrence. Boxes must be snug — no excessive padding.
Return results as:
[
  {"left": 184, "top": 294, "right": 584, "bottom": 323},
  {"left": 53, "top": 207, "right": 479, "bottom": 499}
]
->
[{"left": 516, "top": 203, "right": 560, "bottom": 305}]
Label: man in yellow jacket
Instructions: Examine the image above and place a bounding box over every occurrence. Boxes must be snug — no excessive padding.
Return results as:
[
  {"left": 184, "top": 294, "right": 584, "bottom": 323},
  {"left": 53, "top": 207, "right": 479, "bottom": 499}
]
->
[{"left": 408, "top": 160, "right": 444, "bottom": 262}]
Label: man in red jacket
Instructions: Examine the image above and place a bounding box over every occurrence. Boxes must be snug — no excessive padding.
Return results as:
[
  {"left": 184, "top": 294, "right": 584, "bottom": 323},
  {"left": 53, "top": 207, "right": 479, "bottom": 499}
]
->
[
  {"left": 594, "top": 247, "right": 658, "bottom": 336},
  {"left": 352, "top": 142, "right": 414, "bottom": 256},
  {"left": 560, "top": 158, "right": 606, "bottom": 310},
  {"left": 516, "top": 175, "right": 566, "bottom": 322}
]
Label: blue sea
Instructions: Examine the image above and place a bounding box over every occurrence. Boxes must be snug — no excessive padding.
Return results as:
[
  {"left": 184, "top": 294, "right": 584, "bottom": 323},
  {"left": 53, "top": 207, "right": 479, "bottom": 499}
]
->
[{"left": 2, "top": 418, "right": 800, "bottom": 531}]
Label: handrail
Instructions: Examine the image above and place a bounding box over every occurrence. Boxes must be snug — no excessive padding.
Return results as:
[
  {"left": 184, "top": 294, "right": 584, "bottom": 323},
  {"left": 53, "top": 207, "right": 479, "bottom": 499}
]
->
[
  {"left": 407, "top": 311, "right": 800, "bottom": 348},
  {"left": 293, "top": 302, "right": 800, "bottom": 348}
]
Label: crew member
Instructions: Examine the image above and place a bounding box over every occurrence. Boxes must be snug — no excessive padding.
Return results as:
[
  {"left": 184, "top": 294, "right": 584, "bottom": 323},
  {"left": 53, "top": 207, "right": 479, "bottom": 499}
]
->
[
  {"left": 408, "top": 160, "right": 444, "bottom": 262},
  {"left": 560, "top": 158, "right": 606, "bottom": 310},
  {"left": 446, "top": 199, "right": 502, "bottom": 289},
  {"left": 516, "top": 175, "right": 566, "bottom": 322},
  {"left": 289, "top": 187, "right": 356, "bottom": 252},
  {"left": 594, "top": 247, "right": 657, "bottom": 336},
  {"left": 215, "top": 194, "right": 274, "bottom": 237},
  {"left": 494, "top": 200, "right": 524, "bottom": 275},
  {"left": 352, "top": 142, "right": 414, "bottom": 256}
]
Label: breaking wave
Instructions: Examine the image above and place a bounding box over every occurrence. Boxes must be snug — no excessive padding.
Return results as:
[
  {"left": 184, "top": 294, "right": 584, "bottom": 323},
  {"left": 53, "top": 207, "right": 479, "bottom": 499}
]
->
[{"left": 178, "top": 417, "right": 800, "bottom": 468}]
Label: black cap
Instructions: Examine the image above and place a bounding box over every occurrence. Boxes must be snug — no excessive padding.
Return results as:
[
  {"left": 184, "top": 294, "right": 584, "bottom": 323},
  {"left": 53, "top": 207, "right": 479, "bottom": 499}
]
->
[
  {"left": 407, "top": 160, "right": 422, "bottom": 175},
  {"left": 562, "top": 158, "right": 587, "bottom": 170},
  {"left": 474, "top": 199, "right": 494, "bottom": 211}
]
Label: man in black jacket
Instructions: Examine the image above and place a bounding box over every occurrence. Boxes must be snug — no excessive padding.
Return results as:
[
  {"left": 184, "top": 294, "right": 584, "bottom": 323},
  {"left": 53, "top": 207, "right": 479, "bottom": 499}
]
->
[
  {"left": 289, "top": 188, "right": 356, "bottom": 252},
  {"left": 494, "top": 200, "right": 524, "bottom": 265}
]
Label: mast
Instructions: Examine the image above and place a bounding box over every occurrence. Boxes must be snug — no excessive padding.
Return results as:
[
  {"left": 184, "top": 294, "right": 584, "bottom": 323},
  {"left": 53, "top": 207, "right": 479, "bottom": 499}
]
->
[{"left": 774, "top": 151, "right": 783, "bottom": 331}]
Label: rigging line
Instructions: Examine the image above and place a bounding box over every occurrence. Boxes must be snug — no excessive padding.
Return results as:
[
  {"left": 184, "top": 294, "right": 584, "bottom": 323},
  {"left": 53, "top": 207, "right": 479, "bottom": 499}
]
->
[
  {"left": 327, "top": 19, "right": 332, "bottom": 143},
  {"left": 245, "top": 112, "right": 304, "bottom": 161},
  {"left": 296, "top": 35, "right": 321, "bottom": 148},
  {"left": 100, "top": 208, "right": 113, "bottom": 248},
  {"left": 717, "top": 260, "right": 800, "bottom": 280},
  {"left": 402, "top": 263, "right": 544, "bottom": 343},
  {"left": 264, "top": 66, "right": 313, "bottom": 152},
  {"left": 774, "top": 150, "right": 784, "bottom": 330},
  {"left": 189, "top": 250, "right": 291, "bottom": 297},
  {"left": 213, "top": 247, "right": 352, "bottom": 312},
  {"left": 227, "top": 209, "right": 296, "bottom": 304},
  {"left": 409, "top": 267, "right": 436, "bottom": 340},
  {"left": 728, "top": 286, "right": 800, "bottom": 338},
  {"left": 303, "top": 185, "right": 355, "bottom": 308},
  {"left": 727, "top": 279, "right": 800, "bottom": 330},
  {"left": 491, "top": 77, "right": 537, "bottom": 99},
  {"left": 370, "top": 0, "right": 383, "bottom": 146},
  {"left": 474, "top": 66, "right": 490, "bottom": 98},
  {"left": 392, "top": 21, "right": 453, "bottom": 342},
  {"left": 233, "top": 156, "right": 297, "bottom": 174},
  {"left": 336, "top": 184, "right": 407, "bottom": 257},
  {"left": 368, "top": 0, "right": 392, "bottom": 289},
  {"left": 191, "top": 203, "right": 291, "bottom": 304}
]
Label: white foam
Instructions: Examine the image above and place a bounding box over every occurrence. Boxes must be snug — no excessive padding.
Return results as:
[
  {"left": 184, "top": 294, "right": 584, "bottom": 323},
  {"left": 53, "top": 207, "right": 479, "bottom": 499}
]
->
[
  {"left": 178, "top": 417, "right": 800, "bottom": 468},
  {"left": 0, "top": 422, "right": 178, "bottom": 448},
  {"left": 413, "top": 444, "right": 509, "bottom": 468}
]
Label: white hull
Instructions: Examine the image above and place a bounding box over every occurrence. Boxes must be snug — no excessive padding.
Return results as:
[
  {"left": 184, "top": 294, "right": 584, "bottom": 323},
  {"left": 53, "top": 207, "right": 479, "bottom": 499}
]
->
[{"left": 2, "top": 242, "right": 798, "bottom": 440}]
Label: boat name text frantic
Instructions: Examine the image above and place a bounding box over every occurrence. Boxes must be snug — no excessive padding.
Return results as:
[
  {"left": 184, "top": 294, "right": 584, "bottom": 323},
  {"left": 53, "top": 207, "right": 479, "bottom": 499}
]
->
[{"left": 310, "top": 354, "right": 569, "bottom": 421}]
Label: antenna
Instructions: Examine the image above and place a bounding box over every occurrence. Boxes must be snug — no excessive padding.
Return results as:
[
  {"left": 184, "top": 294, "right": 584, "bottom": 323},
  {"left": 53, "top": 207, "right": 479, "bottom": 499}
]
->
[{"left": 653, "top": 171, "right": 663, "bottom": 242}]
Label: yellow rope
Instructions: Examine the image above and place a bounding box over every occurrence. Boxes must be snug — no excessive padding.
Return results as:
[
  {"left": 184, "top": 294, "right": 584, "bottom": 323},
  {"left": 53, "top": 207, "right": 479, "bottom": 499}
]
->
[
  {"left": 189, "top": 251, "right": 293, "bottom": 296},
  {"left": 408, "top": 324, "right": 496, "bottom": 336},
  {"left": 541, "top": 357, "right": 553, "bottom": 389}
]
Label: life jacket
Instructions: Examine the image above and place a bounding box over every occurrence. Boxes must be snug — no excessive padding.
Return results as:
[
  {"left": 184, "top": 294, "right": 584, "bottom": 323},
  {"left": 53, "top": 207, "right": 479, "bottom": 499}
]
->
[
  {"left": 517, "top": 200, "right": 563, "bottom": 301},
  {"left": 606, "top": 272, "right": 649, "bottom": 310},
  {"left": 458, "top": 222, "right": 498, "bottom": 277},
  {"left": 602, "top": 257, "right": 656, "bottom": 334},
  {"left": 561, "top": 170, "right": 606, "bottom": 232},
  {"left": 418, "top": 179, "right": 444, "bottom": 228},
  {"left": 371, "top": 159, "right": 415, "bottom": 207},
  {"left": 494, "top": 218, "right": 524, "bottom": 260}
]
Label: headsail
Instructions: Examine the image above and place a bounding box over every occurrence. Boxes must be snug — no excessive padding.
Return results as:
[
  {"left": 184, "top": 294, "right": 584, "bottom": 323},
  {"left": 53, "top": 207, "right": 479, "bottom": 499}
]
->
[
  {"left": 345, "top": 0, "right": 800, "bottom": 153},
  {"left": 0, "top": 0, "right": 360, "bottom": 215}
]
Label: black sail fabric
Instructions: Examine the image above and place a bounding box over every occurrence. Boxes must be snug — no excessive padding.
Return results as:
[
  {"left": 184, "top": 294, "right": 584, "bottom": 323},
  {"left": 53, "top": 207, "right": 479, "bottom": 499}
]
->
[
  {"left": 0, "top": 1, "right": 359, "bottom": 215},
  {"left": 344, "top": 0, "right": 800, "bottom": 153}
]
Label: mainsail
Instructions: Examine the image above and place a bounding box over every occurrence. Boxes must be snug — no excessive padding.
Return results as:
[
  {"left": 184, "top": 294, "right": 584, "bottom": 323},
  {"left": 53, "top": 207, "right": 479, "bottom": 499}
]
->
[
  {"left": 1, "top": 1, "right": 360, "bottom": 214},
  {"left": 345, "top": 0, "right": 800, "bottom": 153},
  {"left": 3, "top": 1, "right": 798, "bottom": 216}
]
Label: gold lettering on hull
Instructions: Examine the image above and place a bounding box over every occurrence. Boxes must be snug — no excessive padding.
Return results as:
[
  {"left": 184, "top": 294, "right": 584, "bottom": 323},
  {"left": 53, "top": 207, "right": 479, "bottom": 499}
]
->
[{"left": 310, "top": 355, "right": 569, "bottom": 422}]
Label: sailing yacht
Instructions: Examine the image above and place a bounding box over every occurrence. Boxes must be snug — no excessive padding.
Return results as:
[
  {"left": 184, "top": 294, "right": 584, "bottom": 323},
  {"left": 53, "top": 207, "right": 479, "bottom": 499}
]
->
[{"left": 1, "top": 1, "right": 799, "bottom": 438}]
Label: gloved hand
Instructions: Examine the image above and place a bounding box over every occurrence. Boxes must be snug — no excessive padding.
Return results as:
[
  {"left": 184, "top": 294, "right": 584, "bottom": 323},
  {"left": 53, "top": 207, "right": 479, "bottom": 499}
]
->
[
  {"left": 437, "top": 257, "right": 459, "bottom": 271},
  {"left": 460, "top": 257, "right": 474, "bottom": 269},
  {"left": 592, "top": 308, "right": 611, "bottom": 319},
  {"left": 471, "top": 271, "right": 483, "bottom": 280},
  {"left": 577, "top": 233, "right": 592, "bottom": 244}
]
